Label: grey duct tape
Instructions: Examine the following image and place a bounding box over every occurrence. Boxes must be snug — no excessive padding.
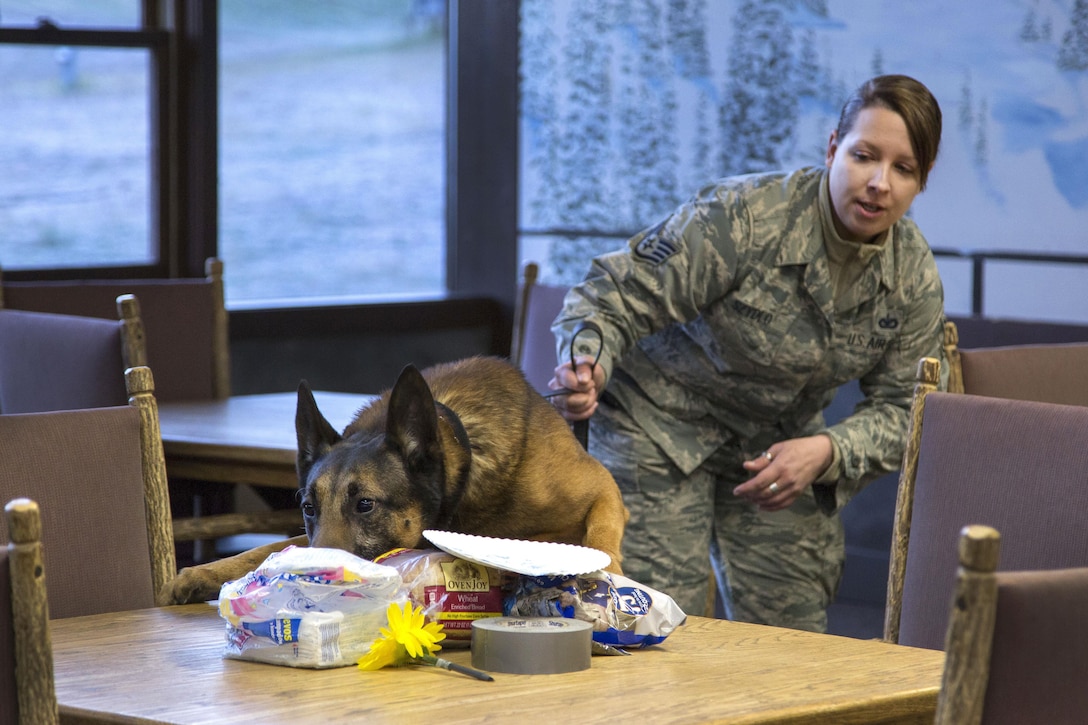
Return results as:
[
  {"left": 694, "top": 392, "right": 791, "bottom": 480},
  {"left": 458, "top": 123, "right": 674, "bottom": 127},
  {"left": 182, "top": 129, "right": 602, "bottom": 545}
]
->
[{"left": 471, "top": 617, "right": 593, "bottom": 674}]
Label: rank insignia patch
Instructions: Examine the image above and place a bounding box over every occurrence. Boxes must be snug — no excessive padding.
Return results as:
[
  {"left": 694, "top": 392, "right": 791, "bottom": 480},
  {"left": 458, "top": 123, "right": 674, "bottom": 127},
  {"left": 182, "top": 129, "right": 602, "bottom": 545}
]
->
[{"left": 634, "top": 236, "right": 679, "bottom": 264}]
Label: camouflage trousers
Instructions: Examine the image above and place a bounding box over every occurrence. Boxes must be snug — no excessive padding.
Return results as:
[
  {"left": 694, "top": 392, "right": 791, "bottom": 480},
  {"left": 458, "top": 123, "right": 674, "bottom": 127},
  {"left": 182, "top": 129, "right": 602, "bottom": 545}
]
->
[{"left": 589, "top": 402, "right": 844, "bottom": 633}]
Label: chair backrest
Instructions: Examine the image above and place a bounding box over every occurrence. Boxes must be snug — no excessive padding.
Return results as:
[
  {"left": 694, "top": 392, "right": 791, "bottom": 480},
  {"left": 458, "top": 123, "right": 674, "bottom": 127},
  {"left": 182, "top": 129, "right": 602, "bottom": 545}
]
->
[
  {"left": 2, "top": 499, "right": 59, "bottom": 725},
  {"left": 944, "top": 319, "right": 1088, "bottom": 405},
  {"left": 0, "top": 258, "right": 230, "bottom": 401},
  {"left": 885, "top": 372, "right": 1088, "bottom": 649},
  {"left": 511, "top": 261, "right": 570, "bottom": 395},
  {"left": 959, "top": 342, "right": 1088, "bottom": 405},
  {"left": 981, "top": 568, "right": 1088, "bottom": 724},
  {"left": 935, "top": 524, "right": 1088, "bottom": 725},
  {"left": 0, "top": 308, "right": 128, "bottom": 414},
  {"left": 0, "top": 367, "right": 176, "bottom": 618}
]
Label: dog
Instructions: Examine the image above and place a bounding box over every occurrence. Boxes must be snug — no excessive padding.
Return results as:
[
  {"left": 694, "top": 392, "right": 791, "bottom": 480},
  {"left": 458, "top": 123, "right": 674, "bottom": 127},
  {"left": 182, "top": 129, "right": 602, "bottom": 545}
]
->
[{"left": 165, "top": 355, "right": 628, "bottom": 604}]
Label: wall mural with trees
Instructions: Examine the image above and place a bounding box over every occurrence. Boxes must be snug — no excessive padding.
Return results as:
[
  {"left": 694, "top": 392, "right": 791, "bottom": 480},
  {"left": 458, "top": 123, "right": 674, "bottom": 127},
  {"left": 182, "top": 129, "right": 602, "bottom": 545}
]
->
[{"left": 520, "top": 0, "right": 1088, "bottom": 322}]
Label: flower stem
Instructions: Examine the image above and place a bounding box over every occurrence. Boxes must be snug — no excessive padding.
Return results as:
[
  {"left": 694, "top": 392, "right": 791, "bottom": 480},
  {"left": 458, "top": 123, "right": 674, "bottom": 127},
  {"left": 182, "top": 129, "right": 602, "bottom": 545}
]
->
[{"left": 417, "top": 654, "right": 494, "bottom": 682}]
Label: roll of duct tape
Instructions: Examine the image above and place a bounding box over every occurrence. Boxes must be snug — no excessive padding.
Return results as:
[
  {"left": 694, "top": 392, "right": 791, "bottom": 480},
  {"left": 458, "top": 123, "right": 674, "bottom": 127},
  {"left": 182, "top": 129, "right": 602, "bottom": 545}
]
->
[{"left": 471, "top": 617, "right": 592, "bottom": 674}]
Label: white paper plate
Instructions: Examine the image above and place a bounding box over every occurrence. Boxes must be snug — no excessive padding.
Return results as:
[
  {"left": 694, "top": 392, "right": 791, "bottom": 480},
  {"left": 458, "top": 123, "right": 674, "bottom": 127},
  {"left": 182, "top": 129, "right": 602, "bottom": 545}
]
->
[{"left": 422, "top": 530, "right": 611, "bottom": 576}]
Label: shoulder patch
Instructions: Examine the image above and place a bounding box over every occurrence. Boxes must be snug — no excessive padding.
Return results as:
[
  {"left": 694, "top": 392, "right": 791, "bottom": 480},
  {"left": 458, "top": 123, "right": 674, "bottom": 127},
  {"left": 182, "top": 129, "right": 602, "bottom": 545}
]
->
[{"left": 633, "top": 236, "right": 679, "bottom": 264}]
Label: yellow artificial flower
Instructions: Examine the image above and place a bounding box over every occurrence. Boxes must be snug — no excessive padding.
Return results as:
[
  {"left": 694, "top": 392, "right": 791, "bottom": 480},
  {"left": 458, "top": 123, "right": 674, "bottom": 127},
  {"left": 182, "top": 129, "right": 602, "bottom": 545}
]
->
[
  {"left": 357, "top": 600, "right": 493, "bottom": 681},
  {"left": 356, "top": 631, "right": 406, "bottom": 670},
  {"left": 387, "top": 599, "right": 445, "bottom": 658},
  {"left": 358, "top": 601, "right": 445, "bottom": 671}
]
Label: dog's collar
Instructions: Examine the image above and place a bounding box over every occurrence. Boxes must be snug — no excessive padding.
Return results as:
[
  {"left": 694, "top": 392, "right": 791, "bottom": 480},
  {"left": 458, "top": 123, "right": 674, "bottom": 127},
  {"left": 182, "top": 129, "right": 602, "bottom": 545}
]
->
[{"left": 434, "top": 401, "right": 471, "bottom": 455}]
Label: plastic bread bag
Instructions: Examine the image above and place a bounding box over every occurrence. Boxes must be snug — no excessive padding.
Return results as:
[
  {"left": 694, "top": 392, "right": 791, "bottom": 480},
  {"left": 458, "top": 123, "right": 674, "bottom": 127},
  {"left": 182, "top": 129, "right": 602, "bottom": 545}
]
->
[
  {"left": 218, "top": 545, "right": 403, "bottom": 668},
  {"left": 374, "top": 548, "right": 510, "bottom": 647},
  {"left": 504, "top": 569, "right": 687, "bottom": 653}
]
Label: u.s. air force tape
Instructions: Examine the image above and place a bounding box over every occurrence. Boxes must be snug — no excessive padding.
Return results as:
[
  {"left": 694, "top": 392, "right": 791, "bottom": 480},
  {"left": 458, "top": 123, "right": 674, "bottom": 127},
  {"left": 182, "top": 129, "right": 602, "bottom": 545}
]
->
[{"left": 471, "top": 617, "right": 592, "bottom": 674}]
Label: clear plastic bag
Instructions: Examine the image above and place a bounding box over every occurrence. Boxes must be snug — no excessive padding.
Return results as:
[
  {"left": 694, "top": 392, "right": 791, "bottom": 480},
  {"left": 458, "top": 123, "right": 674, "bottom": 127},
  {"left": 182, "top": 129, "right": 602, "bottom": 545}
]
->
[
  {"left": 218, "top": 546, "right": 403, "bottom": 668},
  {"left": 505, "top": 569, "right": 687, "bottom": 651}
]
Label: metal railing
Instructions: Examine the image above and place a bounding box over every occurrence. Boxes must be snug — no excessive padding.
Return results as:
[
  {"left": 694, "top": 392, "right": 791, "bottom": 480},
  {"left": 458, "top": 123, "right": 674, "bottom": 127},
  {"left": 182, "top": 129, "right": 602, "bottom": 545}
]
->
[
  {"left": 520, "top": 227, "right": 1088, "bottom": 318},
  {"left": 930, "top": 247, "right": 1088, "bottom": 317}
]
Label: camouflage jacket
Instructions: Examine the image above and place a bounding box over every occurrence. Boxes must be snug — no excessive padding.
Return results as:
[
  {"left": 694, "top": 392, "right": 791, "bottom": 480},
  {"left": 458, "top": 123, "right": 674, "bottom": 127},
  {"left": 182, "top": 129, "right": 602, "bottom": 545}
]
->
[{"left": 553, "top": 167, "right": 946, "bottom": 512}]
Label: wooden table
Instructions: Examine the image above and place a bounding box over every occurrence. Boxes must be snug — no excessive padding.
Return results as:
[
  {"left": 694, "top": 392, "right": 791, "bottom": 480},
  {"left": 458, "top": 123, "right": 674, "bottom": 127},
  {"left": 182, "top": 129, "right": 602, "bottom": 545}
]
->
[
  {"left": 51, "top": 604, "right": 944, "bottom": 724},
  {"left": 157, "top": 391, "right": 376, "bottom": 490}
]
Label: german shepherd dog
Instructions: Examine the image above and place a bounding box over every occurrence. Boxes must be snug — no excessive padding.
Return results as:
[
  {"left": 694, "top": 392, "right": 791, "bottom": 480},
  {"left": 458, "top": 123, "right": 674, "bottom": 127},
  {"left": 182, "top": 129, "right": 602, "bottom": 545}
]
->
[{"left": 165, "top": 356, "right": 628, "bottom": 604}]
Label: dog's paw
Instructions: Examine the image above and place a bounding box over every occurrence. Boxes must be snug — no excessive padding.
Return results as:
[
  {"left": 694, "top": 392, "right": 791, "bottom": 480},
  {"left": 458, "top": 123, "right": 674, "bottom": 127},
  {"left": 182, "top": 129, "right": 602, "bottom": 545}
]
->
[{"left": 161, "top": 566, "right": 224, "bottom": 605}]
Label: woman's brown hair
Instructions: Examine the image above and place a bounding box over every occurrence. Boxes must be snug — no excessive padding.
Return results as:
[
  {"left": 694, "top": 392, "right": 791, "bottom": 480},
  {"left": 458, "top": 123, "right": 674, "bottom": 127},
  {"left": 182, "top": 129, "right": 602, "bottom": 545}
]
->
[{"left": 836, "top": 75, "right": 943, "bottom": 190}]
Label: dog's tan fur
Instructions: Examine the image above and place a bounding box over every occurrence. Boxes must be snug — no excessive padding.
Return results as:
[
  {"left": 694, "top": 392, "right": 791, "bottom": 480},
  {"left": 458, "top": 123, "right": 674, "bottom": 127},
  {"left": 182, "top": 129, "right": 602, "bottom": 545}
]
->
[{"left": 165, "top": 356, "right": 628, "bottom": 604}]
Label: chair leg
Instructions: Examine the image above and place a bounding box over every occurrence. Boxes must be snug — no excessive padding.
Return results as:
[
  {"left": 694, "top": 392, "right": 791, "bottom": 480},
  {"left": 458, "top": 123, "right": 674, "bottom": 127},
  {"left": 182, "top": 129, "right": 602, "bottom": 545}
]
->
[
  {"left": 168, "top": 478, "right": 235, "bottom": 566},
  {"left": 705, "top": 567, "right": 717, "bottom": 617}
]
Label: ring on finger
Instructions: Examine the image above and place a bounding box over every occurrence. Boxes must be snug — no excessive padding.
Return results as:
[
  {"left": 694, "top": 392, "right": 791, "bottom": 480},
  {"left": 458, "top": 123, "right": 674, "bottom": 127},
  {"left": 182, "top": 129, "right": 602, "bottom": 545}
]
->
[
  {"left": 762, "top": 450, "right": 774, "bottom": 462},
  {"left": 768, "top": 481, "right": 780, "bottom": 494}
]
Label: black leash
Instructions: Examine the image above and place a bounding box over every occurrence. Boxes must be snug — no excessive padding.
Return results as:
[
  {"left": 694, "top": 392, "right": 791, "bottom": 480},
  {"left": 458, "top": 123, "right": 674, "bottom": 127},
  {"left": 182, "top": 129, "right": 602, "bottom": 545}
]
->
[{"left": 552, "top": 320, "right": 603, "bottom": 451}]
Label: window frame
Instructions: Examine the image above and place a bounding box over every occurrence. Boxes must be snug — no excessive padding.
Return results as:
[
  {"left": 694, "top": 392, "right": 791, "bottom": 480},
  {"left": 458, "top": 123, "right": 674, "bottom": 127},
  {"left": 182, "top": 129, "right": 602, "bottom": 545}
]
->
[
  {"left": 0, "top": 0, "right": 212, "bottom": 276},
  {"left": 0, "top": 0, "right": 520, "bottom": 317}
]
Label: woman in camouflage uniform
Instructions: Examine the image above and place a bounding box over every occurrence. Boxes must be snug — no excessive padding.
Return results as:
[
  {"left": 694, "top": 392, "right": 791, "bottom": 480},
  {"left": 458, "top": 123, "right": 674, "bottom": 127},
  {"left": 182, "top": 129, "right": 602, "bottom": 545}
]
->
[{"left": 549, "top": 75, "right": 946, "bottom": 632}]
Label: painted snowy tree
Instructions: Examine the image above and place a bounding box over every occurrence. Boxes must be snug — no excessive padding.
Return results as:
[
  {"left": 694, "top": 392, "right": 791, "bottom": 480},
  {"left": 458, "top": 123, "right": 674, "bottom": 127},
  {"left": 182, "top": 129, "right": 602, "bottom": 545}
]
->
[
  {"left": 719, "top": 0, "right": 797, "bottom": 175},
  {"left": 1058, "top": 0, "right": 1088, "bottom": 70},
  {"left": 795, "top": 28, "right": 821, "bottom": 96},
  {"left": 974, "top": 97, "right": 990, "bottom": 167},
  {"left": 668, "top": 0, "right": 718, "bottom": 190},
  {"left": 617, "top": 0, "right": 679, "bottom": 229},
  {"left": 959, "top": 71, "right": 975, "bottom": 132},
  {"left": 1020, "top": 8, "right": 1041, "bottom": 43},
  {"left": 870, "top": 47, "right": 885, "bottom": 77},
  {"left": 550, "top": 0, "right": 617, "bottom": 281},
  {"left": 520, "top": 0, "right": 562, "bottom": 229}
]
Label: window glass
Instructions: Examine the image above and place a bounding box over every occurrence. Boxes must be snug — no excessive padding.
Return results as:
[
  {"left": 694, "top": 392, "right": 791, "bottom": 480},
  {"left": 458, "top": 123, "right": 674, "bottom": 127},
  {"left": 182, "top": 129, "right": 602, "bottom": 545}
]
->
[
  {"left": 219, "top": 0, "right": 446, "bottom": 304},
  {"left": 0, "top": 43, "right": 151, "bottom": 269},
  {"left": 0, "top": 1, "right": 140, "bottom": 27}
]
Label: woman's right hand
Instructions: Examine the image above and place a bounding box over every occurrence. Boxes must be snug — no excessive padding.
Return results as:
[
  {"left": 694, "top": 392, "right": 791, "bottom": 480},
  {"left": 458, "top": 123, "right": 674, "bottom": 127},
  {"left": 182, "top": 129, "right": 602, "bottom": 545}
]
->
[{"left": 548, "top": 356, "right": 605, "bottom": 421}]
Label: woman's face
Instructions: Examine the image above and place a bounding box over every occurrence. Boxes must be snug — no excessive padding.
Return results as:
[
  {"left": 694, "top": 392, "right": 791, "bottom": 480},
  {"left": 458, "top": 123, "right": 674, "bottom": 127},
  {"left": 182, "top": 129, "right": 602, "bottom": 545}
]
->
[{"left": 825, "top": 105, "right": 924, "bottom": 243}]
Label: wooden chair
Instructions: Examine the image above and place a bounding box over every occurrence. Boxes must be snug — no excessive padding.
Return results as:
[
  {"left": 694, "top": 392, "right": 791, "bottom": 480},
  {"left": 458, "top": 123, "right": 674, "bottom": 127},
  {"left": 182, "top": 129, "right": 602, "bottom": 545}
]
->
[
  {"left": 0, "top": 309, "right": 128, "bottom": 414},
  {"left": 117, "top": 291, "right": 299, "bottom": 557},
  {"left": 883, "top": 358, "right": 1088, "bottom": 648},
  {"left": 935, "top": 524, "right": 1088, "bottom": 725},
  {"left": 0, "top": 261, "right": 301, "bottom": 558},
  {"left": 511, "top": 261, "right": 571, "bottom": 395},
  {"left": 0, "top": 303, "right": 236, "bottom": 562},
  {"left": 0, "top": 367, "right": 176, "bottom": 617},
  {"left": 2, "top": 499, "right": 59, "bottom": 725},
  {"left": 0, "top": 258, "right": 230, "bottom": 402},
  {"left": 511, "top": 261, "right": 597, "bottom": 449},
  {"left": 943, "top": 318, "right": 1088, "bottom": 405}
]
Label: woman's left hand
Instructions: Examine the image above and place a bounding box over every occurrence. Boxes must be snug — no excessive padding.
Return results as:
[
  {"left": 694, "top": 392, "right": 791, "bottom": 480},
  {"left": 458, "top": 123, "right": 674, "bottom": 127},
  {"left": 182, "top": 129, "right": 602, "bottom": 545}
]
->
[{"left": 733, "top": 435, "right": 834, "bottom": 512}]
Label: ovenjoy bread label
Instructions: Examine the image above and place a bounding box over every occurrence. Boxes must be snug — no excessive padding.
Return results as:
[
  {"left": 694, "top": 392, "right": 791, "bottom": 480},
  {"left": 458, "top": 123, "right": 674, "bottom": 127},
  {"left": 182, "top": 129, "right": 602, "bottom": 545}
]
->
[{"left": 439, "top": 559, "right": 491, "bottom": 592}]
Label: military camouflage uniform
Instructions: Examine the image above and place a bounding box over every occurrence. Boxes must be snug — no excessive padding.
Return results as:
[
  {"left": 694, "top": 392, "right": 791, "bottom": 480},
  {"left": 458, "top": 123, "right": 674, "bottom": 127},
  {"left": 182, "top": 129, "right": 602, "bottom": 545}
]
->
[{"left": 553, "top": 167, "right": 946, "bottom": 631}]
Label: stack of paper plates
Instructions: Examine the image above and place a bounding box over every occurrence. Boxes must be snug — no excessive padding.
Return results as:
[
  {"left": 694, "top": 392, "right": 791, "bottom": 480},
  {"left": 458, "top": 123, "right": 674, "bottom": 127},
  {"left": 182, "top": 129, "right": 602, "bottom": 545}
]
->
[{"left": 421, "top": 530, "right": 610, "bottom": 576}]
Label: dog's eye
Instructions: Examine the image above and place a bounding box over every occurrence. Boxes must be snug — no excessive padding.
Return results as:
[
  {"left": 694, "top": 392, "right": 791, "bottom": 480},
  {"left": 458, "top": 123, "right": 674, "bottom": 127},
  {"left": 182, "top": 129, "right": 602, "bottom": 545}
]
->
[
  {"left": 356, "top": 498, "right": 374, "bottom": 514},
  {"left": 301, "top": 502, "right": 315, "bottom": 517}
]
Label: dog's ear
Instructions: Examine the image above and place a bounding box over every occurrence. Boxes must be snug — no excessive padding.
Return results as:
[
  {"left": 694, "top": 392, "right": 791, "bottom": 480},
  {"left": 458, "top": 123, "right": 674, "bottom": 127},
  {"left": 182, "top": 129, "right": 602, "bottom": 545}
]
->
[
  {"left": 386, "top": 364, "right": 441, "bottom": 470},
  {"left": 296, "top": 379, "right": 342, "bottom": 484}
]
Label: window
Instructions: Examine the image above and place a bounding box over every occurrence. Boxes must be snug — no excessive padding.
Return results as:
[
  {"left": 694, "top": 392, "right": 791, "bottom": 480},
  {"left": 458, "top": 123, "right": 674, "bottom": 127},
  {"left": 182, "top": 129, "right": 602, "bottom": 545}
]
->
[
  {"left": 1, "top": 0, "right": 519, "bottom": 312},
  {"left": 218, "top": 1, "right": 446, "bottom": 303},
  {"left": 0, "top": 2, "right": 163, "bottom": 273}
]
